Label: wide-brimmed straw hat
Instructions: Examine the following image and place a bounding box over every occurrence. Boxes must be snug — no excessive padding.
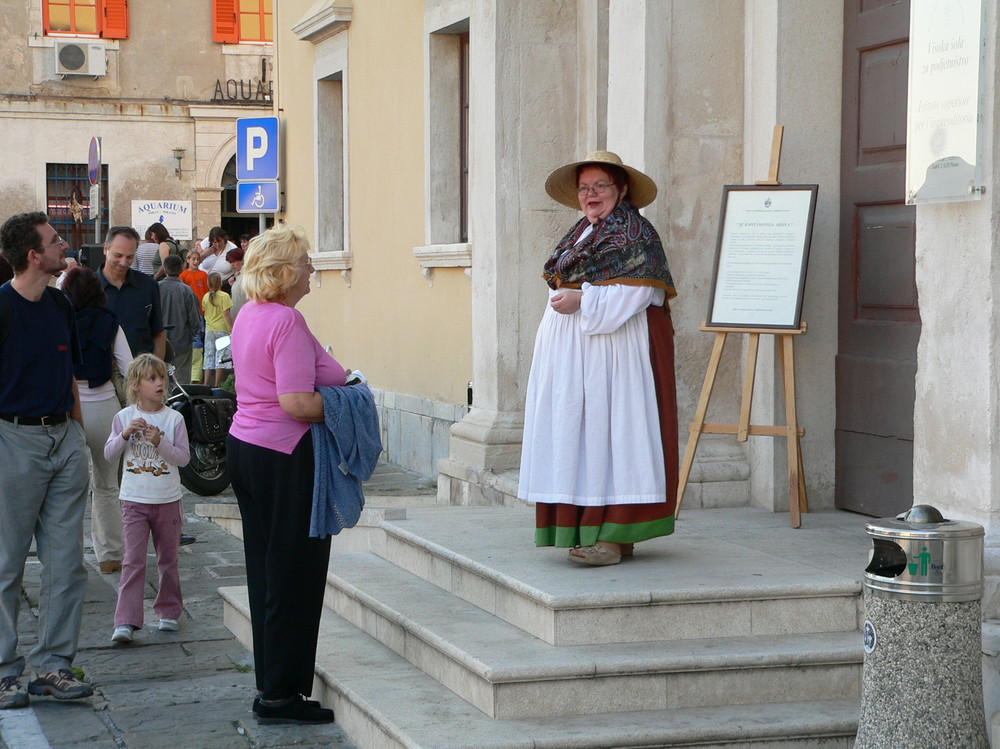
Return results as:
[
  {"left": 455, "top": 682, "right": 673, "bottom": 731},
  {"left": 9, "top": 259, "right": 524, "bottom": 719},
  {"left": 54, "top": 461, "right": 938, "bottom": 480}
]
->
[{"left": 544, "top": 150, "right": 658, "bottom": 209}]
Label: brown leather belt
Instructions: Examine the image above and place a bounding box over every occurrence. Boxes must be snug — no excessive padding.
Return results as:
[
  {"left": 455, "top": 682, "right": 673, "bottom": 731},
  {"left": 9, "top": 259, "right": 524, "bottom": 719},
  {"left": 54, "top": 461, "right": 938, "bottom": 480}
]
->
[{"left": 0, "top": 413, "right": 69, "bottom": 426}]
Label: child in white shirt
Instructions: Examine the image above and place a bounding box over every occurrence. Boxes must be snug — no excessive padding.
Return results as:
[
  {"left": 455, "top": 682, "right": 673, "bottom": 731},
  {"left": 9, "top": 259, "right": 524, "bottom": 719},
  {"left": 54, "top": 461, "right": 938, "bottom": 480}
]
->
[{"left": 104, "top": 354, "right": 189, "bottom": 643}]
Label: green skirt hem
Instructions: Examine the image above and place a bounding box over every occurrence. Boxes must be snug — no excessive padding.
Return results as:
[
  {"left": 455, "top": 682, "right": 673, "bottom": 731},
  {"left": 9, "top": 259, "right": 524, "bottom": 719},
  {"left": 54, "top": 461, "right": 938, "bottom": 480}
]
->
[{"left": 535, "top": 516, "right": 675, "bottom": 548}]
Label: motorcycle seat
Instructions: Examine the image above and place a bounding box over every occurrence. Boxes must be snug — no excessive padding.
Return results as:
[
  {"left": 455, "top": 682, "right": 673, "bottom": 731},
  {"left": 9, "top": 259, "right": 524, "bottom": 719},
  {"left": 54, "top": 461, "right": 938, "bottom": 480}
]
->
[{"left": 172, "top": 384, "right": 215, "bottom": 397}]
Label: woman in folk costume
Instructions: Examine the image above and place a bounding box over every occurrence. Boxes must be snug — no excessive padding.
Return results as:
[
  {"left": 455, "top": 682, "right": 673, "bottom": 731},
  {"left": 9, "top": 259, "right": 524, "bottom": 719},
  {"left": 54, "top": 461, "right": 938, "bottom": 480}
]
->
[{"left": 518, "top": 151, "right": 679, "bottom": 566}]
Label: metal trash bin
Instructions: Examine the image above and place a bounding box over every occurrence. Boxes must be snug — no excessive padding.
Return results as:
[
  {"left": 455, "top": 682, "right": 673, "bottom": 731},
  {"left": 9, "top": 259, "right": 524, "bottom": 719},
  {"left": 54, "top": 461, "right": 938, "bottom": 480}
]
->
[{"left": 856, "top": 504, "right": 988, "bottom": 748}]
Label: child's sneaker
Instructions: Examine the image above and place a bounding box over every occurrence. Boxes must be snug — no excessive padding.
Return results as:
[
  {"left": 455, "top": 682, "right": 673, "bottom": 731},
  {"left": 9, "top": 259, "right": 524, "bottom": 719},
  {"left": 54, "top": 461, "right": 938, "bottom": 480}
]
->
[
  {"left": 158, "top": 618, "right": 179, "bottom": 632},
  {"left": 111, "top": 625, "right": 134, "bottom": 643},
  {"left": 0, "top": 675, "right": 28, "bottom": 709},
  {"left": 26, "top": 670, "right": 93, "bottom": 700}
]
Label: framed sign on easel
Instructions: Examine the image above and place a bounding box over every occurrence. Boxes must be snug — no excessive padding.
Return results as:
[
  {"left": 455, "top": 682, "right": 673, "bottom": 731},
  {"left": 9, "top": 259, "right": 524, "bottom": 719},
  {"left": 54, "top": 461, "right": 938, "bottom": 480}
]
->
[
  {"left": 677, "top": 126, "right": 819, "bottom": 528},
  {"left": 706, "top": 185, "right": 818, "bottom": 329}
]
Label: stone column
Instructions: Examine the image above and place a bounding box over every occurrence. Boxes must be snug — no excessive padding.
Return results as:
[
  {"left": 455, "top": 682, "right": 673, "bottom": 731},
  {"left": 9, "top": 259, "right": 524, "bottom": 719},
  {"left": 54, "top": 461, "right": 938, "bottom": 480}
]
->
[
  {"left": 606, "top": 0, "right": 752, "bottom": 509},
  {"left": 909, "top": 5, "right": 1000, "bottom": 723},
  {"left": 437, "top": 0, "right": 578, "bottom": 505},
  {"left": 740, "top": 0, "right": 842, "bottom": 511}
]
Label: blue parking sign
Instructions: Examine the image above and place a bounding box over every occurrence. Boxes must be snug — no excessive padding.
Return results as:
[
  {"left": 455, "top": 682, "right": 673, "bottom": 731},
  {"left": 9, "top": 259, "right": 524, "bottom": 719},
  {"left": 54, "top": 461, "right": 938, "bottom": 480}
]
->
[
  {"left": 237, "top": 117, "right": 279, "bottom": 181},
  {"left": 237, "top": 181, "right": 279, "bottom": 213}
]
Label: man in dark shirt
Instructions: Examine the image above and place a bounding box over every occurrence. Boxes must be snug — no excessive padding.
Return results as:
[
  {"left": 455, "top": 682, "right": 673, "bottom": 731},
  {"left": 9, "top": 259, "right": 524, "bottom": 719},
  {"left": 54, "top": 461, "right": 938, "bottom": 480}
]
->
[
  {"left": 158, "top": 254, "right": 201, "bottom": 384},
  {"left": 0, "top": 212, "right": 94, "bottom": 709},
  {"left": 98, "top": 226, "right": 166, "bottom": 359}
]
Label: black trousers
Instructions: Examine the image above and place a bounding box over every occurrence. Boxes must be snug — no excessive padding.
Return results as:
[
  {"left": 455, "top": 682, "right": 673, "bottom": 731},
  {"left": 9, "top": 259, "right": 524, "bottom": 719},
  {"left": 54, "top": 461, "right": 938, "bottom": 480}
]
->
[{"left": 228, "top": 431, "right": 331, "bottom": 700}]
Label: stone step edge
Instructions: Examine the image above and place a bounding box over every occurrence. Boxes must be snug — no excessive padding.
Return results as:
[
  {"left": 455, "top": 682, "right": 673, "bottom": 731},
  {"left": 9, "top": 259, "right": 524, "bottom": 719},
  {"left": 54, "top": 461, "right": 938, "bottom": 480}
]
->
[
  {"left": 377, "top": 520, "right": 862, "bottom": 609},
  {"left": 220, "top": 585, "right": 859, "bottom": 749},
  {"left": 196, "top": 502, "right": 407, "bottom": 525},
  {"left": 327, "top": 551, "right": 863, "bottom": 685}
]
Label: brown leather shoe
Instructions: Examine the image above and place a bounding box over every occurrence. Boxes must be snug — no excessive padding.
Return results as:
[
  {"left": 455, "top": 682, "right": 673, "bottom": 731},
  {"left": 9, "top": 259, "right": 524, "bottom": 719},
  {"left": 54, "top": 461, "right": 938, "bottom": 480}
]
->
[{"left": 99, "top": 560, "right": 122, "bottom": 574}]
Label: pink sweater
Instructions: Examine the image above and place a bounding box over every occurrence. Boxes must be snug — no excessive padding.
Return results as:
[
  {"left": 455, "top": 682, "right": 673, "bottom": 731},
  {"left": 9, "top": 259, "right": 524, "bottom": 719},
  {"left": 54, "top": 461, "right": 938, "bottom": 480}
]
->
[{"left": 229, "top": 301, "right": 346, "bottom": 454}]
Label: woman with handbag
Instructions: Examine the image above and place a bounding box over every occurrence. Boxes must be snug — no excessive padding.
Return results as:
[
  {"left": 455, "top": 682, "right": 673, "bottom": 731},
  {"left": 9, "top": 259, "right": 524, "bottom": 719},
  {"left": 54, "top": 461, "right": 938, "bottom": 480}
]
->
[
  {"left": 61, "top": 266, "right": 133, "bottom": 573},
  {"left": 518, "top": 151, "right": 679, "bottom": 566}
]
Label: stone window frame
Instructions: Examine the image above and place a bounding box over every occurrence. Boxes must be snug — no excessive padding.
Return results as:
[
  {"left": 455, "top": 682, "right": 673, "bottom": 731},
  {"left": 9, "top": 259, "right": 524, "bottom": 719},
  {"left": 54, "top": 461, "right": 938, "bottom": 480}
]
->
[
  {"left": 293, "top": 2, "right": 353, "bottom": 285},
  {"left": 413, "top": 1, "right": 473, "bottom": 286}
]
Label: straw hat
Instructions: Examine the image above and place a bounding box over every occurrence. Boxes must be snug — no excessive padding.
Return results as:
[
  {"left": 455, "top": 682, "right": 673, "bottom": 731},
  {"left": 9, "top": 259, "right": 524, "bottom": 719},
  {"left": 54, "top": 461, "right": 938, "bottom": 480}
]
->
[{"left": 544, "top": 150, "right": 658, "bottom": 209}]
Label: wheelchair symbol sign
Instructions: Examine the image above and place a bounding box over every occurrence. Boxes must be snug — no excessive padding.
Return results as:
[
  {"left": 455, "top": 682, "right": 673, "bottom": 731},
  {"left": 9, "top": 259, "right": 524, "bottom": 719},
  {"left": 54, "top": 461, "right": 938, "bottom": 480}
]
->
[{"left": 236, "top": 181, "right": 279, "bottom": 213}]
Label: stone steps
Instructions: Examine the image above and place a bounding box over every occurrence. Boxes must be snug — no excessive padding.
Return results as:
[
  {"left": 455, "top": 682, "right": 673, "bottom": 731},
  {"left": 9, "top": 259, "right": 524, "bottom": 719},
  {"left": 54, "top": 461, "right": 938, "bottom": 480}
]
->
[
  {"left": 369, "top": 508, "right": 862, "bottom": 646},
  {"left": 222, "top": 586, "right": 858, "bottom": 749},
  {"left": 325, "top": 551, "right": 861, "bottom": 720},
  {"left": 219, "top": 506, "right": 870, "bottom": 747}
]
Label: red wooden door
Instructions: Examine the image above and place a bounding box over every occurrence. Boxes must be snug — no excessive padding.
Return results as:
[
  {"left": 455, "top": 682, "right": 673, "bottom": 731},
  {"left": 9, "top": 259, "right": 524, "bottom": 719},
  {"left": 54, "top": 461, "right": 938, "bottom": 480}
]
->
[{"left": 836, "top": 0, "right": 918, "bottom": 516}]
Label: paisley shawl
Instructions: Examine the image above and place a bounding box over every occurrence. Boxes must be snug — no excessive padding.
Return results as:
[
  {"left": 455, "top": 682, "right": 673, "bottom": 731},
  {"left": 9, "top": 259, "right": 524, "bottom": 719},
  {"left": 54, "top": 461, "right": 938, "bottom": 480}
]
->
[{"left": 542, "top": 201, "right": 676, "bottom": 297}]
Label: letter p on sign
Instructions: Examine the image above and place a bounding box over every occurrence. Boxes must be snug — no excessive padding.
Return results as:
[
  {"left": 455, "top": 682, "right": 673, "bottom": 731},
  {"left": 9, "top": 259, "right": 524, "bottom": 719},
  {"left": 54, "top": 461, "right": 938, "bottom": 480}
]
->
[
  {"left": 237, "top": 117, "right": 279, "bottom": 181},
  {"left": 246, "top": 127, "right": 268, "bottom": 171}
]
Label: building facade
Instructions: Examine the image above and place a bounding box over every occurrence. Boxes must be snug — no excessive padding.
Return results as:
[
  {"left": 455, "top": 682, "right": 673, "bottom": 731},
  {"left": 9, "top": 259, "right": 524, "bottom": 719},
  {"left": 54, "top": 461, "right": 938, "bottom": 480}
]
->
[
  {"left": 0, "top": 0, "right": 275, "bottom": 249},
  {"left": 276, "top": 0, "right": 999, "bottom": 723}
]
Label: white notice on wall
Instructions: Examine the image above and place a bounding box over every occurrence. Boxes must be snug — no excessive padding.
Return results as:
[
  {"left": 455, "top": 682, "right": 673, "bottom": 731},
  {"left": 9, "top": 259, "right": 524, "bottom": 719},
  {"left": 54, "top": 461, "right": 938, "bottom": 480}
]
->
[
  {"left": 906, "top": 0, "right": 984, "bottom": 204},
  {"left": 131, "top": 200, "right": 193, "bottom": 240}
]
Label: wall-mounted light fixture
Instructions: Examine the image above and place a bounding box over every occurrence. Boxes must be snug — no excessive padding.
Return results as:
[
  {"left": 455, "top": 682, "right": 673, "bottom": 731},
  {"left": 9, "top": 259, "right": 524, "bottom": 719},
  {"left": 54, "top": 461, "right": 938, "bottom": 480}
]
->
[{"left": 172, "top": 148, "right": 186, "bottom": 178}]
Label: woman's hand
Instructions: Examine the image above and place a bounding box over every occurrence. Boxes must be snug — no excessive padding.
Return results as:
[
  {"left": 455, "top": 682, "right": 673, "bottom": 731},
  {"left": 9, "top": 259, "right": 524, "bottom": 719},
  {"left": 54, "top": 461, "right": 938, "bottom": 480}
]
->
[{"left": 550, "top": 289, "right": 582, "bottom": 315}]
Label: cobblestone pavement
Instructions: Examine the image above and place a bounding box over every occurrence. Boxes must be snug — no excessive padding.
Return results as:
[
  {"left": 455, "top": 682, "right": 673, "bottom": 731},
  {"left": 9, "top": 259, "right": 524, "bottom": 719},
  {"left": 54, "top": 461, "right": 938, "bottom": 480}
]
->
[{"left": 0, "top": 461, "right": 433, "bottom": 749}]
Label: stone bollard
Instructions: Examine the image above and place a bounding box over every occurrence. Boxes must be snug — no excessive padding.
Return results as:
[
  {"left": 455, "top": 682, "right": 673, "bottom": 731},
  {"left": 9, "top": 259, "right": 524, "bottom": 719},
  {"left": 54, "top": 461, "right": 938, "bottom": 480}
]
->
[{"left": 856, "top": 504, "right": 988, "bottom": 748}]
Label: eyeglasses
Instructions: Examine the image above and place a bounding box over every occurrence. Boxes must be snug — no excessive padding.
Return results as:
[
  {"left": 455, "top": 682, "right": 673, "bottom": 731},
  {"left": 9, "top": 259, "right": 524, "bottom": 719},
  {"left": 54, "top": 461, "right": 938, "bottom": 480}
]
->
[
  {"left": 576, "top": 182, "right": 615, "bottom": 196},
  {"left": 37, "top": 236, "right": 68, "bottom": 251}
]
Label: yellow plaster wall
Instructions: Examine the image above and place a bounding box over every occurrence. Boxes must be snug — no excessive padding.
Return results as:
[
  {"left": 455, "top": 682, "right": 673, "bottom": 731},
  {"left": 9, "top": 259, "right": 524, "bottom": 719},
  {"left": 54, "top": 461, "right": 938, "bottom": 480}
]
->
[
  {"left": 273, "top": 0, "right": 316, "bottom": 242},
  {"left": 276, "top": 0, "right": 473, "bottom": 405}
]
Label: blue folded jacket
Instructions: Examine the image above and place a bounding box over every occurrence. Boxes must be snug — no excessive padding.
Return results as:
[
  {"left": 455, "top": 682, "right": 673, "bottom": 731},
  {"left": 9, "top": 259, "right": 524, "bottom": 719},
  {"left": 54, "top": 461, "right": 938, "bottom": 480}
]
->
[{"left": 310, "top": 383, "right": 383, "bottom": 538}]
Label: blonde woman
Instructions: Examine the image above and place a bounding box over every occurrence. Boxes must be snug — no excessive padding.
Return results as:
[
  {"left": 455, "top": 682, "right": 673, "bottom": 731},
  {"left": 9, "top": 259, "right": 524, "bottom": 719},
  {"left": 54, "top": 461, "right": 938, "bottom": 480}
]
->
[{"left": 227, "top": 225, "right": 347, "bottom": 725}]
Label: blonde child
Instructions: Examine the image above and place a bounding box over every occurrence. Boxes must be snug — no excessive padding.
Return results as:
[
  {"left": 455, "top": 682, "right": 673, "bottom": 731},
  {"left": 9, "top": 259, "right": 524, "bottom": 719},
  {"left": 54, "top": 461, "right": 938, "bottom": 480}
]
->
[
  {"left": 104, "top": 354, "right": 190, "bottom": 643},
  {"left": 202, "top": 272, "right": 233, "bottom": 387}
]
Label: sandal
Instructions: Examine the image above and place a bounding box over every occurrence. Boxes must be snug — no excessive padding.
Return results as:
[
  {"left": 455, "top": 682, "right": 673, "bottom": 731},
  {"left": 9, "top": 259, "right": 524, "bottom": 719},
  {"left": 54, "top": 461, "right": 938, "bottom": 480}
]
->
[{"left": 568, "top": 543, "right": 622, "bottom": 566}]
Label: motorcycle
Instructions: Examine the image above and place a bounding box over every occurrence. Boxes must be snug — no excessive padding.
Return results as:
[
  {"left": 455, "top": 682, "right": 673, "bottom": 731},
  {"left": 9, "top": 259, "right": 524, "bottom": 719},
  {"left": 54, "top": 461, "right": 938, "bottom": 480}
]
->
[{"left": 168, "top": 335, "right": 236, "bottom": 496}]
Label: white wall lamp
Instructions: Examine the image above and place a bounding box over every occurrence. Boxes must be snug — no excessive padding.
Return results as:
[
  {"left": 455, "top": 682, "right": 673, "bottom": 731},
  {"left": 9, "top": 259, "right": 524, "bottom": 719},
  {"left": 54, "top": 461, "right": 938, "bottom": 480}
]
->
[{"left": 172, "top": 148, "right": 186, "bottom": 178}]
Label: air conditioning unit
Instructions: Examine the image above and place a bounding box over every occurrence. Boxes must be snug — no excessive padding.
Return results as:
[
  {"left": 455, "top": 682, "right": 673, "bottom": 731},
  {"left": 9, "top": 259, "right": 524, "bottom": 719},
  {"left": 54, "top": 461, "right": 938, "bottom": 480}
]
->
[{"left": 54, "top": 40, "right": 107, "bottom": 77}]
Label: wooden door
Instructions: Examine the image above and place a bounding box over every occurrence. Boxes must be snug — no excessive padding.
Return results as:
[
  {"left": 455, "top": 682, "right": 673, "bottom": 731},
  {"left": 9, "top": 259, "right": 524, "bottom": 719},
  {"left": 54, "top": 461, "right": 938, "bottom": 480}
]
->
[{"left": 836, "top": 0, "right": 918, "bottom": 516}]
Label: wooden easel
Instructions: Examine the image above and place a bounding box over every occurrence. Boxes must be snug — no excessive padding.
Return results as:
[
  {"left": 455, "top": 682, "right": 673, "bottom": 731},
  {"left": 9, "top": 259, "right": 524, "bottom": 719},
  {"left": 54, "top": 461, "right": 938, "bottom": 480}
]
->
[{"left": 675, "top": 125, "right": 809, "bottom": 528}]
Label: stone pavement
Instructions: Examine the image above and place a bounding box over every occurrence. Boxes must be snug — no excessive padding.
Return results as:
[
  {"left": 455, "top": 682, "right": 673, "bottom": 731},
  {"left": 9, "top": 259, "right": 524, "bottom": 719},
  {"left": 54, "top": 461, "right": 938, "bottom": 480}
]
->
[{"left": 0, "top": 461, "right": 434, "bottom": 749}]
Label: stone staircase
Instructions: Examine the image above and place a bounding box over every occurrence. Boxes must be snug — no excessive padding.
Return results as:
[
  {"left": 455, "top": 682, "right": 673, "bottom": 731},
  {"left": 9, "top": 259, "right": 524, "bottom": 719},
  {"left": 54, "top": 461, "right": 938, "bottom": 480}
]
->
[{"left": 217, "top": 504, "right": 869, "bottom": 748}]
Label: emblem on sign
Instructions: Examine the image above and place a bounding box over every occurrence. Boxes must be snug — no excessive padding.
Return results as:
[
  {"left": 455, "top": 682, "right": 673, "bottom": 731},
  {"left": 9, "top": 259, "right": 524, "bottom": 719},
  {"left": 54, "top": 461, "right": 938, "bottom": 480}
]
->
[{"left": 863, "top": 620, "right": 877, "bottom": 654}]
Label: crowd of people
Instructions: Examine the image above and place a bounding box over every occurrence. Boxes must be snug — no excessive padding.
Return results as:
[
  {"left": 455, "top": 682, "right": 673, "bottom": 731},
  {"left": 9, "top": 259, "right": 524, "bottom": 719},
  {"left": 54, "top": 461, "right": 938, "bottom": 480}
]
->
[
  {"left": 0, "top": 214, "right": 349, "bottom": 727},
  {"left": 0, "top": 217, "right": 286, "bottom": 716},
  {"left": 0, "top": 148, "right": 679, "bottom": 730}
]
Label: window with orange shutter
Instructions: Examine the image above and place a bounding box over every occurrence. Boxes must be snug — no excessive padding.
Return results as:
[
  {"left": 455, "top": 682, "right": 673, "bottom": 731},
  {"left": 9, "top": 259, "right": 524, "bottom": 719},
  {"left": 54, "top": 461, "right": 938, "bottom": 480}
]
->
[
  {"left": 214, "top": 0, "right": 272, "bottom": 44},
  {"left": 43, "top": 0, "right": 129, "bottom": 38}
]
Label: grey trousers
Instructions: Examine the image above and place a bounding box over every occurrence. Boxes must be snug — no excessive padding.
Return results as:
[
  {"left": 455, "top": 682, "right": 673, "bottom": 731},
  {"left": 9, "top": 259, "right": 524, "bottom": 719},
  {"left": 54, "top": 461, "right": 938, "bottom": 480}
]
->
[
  {"left": 81, "top": 396, "right": 124, "bottom": 563},
  {"left": 171, "top": 347, "right": 193, "bottom": 387},
  {"left": 0, "top": 417, "right": 89, "bottom": 677}
]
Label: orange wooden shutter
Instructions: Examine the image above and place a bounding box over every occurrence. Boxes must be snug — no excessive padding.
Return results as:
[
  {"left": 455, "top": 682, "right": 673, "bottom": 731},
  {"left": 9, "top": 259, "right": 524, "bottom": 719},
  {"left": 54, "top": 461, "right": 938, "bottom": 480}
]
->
[
  {"left": 213, "top": 0, "right": 239, "bottom": 43},
  {"left": 42, "top": 0, "right": 54, "bottom": 33},
  {"left": 102, "top": 0, "right": 129, "bottom": 39}
]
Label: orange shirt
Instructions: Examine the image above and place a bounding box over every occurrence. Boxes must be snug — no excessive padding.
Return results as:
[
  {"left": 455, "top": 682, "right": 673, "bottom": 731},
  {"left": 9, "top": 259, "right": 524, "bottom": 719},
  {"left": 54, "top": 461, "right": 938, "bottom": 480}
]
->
[{"left": 180, "top": 269, "right": 209, "bottom": 311}]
